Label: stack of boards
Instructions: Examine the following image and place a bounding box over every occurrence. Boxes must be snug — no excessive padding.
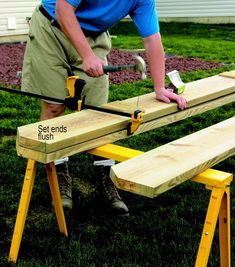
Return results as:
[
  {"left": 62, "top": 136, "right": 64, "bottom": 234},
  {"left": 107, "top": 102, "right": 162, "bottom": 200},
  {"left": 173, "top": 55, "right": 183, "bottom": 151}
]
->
[{"left": 17, "top": 71, "right": 235, "bottom": 165}]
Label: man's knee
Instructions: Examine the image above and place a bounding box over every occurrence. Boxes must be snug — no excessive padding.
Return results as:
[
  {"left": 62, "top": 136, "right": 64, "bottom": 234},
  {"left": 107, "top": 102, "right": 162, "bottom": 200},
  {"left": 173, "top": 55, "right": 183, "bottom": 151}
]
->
[{"left": 41, "top": 101, "right": 66, "bottom": 120}]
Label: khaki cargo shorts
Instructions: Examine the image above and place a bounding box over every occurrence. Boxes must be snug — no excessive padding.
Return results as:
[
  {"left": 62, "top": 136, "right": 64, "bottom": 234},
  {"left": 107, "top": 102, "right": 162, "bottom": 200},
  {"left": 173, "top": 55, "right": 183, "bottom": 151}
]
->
[{"left": 22, "top": 6, "right": 112, "bottom": 106}]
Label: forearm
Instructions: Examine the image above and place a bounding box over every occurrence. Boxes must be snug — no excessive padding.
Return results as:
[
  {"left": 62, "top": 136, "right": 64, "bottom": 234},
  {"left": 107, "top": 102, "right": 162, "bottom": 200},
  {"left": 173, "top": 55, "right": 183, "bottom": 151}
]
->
[
  {"left": 143, "top": 33, "right": 187, "bottom": 110},
  {"left": 143, "top": 33, "right": 165, "bottom": 93},
  {"left": 55, "top": 0, "right": 94, "bottom": 60}
]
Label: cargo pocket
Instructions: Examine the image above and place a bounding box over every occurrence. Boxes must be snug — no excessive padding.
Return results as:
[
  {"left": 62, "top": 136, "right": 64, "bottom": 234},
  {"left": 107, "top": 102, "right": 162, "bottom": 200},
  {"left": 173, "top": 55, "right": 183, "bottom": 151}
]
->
[{"left": 21, "top": 31, "right": 34, "bottom": 91}]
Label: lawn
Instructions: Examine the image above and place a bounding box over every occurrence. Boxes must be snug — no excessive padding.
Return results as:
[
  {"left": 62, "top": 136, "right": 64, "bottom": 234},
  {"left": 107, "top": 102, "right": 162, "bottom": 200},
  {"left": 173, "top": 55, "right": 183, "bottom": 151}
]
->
[{"left": 0, "top": 21, "right": 235, "bottom": 266}]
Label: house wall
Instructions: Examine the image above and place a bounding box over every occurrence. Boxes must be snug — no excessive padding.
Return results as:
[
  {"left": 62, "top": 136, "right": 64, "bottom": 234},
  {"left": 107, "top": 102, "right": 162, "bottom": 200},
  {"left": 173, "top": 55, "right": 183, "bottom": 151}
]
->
[
  {"left": 0, "top": 0, "right": 40, "bottom": 42},
  {"left": 156, "top": 0, "right": 235, "bottom": 24},
  {"left": 0, "top": 0, "right": 234, "bottom": 42}
]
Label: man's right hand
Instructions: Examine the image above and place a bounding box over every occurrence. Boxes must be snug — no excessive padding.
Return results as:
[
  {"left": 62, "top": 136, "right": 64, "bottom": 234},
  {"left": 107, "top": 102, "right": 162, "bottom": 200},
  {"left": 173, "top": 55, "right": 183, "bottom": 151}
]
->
[
  {"left": 82, "top": 54, "right": 105, "bottom": 77},
  {"left": 56, "top": 0, "right": 105, "bottom": 78}
]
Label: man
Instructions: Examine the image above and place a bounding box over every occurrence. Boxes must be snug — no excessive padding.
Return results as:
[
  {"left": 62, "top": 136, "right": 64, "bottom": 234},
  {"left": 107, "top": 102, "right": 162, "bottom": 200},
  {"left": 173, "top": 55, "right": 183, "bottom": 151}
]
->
[{"left": 22, "top": 0, "right": 187, "bottom": 216}]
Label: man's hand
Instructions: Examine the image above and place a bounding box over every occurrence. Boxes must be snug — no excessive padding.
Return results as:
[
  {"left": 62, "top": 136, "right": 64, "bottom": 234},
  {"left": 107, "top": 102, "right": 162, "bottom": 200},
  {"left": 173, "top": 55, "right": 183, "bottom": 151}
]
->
[
  {"left": 82, "top": 54, "right": 105, "bottom": 77},
  {"left": 56, "top": 0, "right": 105, "bottom": 78},
  {"left": 143, "top": 34, "right": 187, "bottom": 110},
  {"left": 155, "top": 88, "right": 187, "bottom": 110}
]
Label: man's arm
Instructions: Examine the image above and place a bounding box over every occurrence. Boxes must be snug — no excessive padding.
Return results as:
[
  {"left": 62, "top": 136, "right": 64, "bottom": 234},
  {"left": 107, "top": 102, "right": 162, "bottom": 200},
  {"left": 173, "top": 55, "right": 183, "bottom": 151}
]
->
[
  {"left": 143, "top": 33, "right": 187, "bottom": 110},
  {"left": 55, "top": 0, "right": 104, "bottom": 76}
]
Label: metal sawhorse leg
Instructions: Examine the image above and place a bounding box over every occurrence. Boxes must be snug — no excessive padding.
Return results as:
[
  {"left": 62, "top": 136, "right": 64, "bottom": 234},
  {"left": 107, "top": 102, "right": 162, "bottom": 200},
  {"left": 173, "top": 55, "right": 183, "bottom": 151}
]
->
[
  {"left": 192, "top": 169, "right": 232, "bottom": 267},
  {"left": 8, "top": 159, "right": 68, "bottom": 264}
]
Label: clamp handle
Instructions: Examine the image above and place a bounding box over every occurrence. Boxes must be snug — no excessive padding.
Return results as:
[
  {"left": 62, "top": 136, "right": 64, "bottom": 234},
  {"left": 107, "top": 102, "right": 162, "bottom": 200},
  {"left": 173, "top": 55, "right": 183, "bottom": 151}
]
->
[
  {"left": 127, "top": 110, "right": 143, "bottom": 135},
  {"left": 64, "top": 76, "right": 86, "bottom": 111}
]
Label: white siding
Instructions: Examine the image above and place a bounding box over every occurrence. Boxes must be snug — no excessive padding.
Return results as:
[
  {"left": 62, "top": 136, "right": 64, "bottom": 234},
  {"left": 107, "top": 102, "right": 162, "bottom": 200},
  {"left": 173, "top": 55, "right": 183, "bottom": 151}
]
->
[
  {"left": 0, "top": 0, "right": 235, "bottom": 40},
  {"left": 0, "top": 0, "right": 40, "bottom": 39},
  {"left": 156, "top": 0, "right": 235, "bottom": 22}
]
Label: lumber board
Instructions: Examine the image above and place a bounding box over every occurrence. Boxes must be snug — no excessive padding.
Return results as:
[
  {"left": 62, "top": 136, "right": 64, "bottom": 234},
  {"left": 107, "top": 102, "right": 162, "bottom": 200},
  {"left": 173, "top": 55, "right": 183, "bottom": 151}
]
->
[
  {"left": 102, "top": 101, "right": 145, "bottom": 114},
  {"left": 17, "top": 110, "right": 128, "bottom": 153},
  {"left": 17, "top": 92, "right": 235, "bottom": 163},
  {"left": 118, "top": 73, "right": 235, "bottom": 122},
  {"left": 110, "top": 116, "right": 235, "bottom": 198},
  {"left": 220, "top": 70, "right": 235, "bottom": 79},
  {"left": 17, "top": 72, "right": 235, "bottom": 163}
]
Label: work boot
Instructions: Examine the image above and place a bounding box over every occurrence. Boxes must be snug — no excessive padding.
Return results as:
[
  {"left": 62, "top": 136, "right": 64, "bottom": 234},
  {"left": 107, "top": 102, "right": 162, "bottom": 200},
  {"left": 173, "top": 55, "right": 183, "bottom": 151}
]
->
[
  {"left": 94, "top": 159, "right": 129, "bottom": 217},
  {"left": 56, "top": 162, "right": 73, "bottom": 209}
]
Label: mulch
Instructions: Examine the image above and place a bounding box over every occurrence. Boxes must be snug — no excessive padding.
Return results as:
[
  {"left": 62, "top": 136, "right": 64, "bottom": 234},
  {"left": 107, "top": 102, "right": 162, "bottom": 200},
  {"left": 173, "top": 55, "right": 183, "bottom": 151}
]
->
[{"left": 0, "top": 43, "right": 224, "bottom": 86}]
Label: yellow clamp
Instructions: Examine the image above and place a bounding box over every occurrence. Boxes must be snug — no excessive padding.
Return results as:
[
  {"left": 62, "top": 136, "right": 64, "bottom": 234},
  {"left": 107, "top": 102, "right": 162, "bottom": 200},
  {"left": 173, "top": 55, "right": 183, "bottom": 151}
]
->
[
  {"left": 65, "top": 76, "right": 86, "bottom": 111},
  {"left": 66, "top": 76, "right": 79, "bottom": 96},
  {"left": 127, "top": 110, "right": 143, "bottom": 135}
]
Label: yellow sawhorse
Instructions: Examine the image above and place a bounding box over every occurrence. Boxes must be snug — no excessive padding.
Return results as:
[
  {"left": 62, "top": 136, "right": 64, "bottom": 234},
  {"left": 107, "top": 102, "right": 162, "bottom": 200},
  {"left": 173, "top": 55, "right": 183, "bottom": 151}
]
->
[
  {"left": 9, "top": 144, "right": 232, "bottom": 266},
  {"left": 192, "top": 169, "right": 231, "bottom": 267},
  {"left": 8, "top": 159, "right": 68, "bottom": 264},
  {"left": 89, "top": 144, "right": 233, "bottom": 267}
]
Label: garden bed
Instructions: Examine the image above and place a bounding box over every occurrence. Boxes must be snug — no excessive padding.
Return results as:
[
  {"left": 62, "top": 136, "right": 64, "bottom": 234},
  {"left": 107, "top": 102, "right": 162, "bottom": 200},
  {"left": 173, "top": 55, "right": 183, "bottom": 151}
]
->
[{"left": 0, "top": 43, "right": 224, "bottom": 86}]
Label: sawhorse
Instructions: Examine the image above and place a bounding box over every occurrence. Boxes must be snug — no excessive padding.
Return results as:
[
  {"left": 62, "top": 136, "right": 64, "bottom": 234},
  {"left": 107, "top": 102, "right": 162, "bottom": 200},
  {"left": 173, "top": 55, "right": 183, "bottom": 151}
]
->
[
  {"left": 90, "top": 144, "right": 233, "bottom": 267},
  {"left": 192, "top": 169, "right": 231, "bottom": 267},
  {"left": 9, "top": 144, "right": 232, "bottom": 266},
  {"left": 8, "top": 160, "right": 68, "bottom": 264}
]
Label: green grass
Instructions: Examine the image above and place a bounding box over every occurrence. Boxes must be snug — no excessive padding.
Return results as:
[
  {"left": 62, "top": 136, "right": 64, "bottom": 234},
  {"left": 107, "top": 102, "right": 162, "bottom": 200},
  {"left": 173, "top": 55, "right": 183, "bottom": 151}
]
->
[
  {"left": 110, "top": 21, "right": 235, "bottom": 63},
  {"left": 0, "top": 21, "right": 235, "bottom": 266}
]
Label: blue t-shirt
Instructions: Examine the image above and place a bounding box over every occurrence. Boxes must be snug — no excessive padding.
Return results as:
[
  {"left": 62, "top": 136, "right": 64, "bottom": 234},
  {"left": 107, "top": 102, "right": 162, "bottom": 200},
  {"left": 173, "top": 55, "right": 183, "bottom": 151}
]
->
[{"left": 42, "top": 0, "right": 159, "bottom": 37}]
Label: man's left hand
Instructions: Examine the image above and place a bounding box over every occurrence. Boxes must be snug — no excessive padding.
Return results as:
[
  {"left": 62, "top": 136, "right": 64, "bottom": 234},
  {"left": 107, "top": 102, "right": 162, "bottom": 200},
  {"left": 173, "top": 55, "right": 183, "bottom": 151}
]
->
[{"left": 155, "top": 88, "right": 187, "bottom": 110}]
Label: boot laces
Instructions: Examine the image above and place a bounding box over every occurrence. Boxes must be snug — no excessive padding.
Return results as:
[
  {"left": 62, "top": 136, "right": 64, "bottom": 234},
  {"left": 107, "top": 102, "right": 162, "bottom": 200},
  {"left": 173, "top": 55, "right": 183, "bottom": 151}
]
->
[
  {"left": 101, "top": 167, "right": 120, "bottom": 201},
  {"left": 58, "top": 173, "right": 71, "bottom": 194}
]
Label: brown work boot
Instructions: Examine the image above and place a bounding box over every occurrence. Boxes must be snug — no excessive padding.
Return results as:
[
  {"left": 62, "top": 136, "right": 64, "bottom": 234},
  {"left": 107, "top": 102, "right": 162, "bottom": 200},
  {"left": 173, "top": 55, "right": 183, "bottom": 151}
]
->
[
  {"left": 56, "top": 162, "right": 72, "bottom": 209},
  {"left": 94, "top": 159, "right": 129, "bottom": 217}
]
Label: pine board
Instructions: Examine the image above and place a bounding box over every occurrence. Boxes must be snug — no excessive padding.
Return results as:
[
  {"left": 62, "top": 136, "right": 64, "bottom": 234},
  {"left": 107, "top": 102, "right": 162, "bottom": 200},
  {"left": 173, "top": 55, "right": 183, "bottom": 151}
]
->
[
  {"left": 17, "top": 72, "right": 235, "bottom": 163},
  {"left": 220, "top": 70, "right": 235, "bottom": 79},
  {"left": 118, "top": 73, "right": 235, "bottom": 122},
  {"left": 110, "top": 117, "right": 235, "bottom": 198},
  {"left": 17, "top": 109, "right": 128, "bottom": 153}
]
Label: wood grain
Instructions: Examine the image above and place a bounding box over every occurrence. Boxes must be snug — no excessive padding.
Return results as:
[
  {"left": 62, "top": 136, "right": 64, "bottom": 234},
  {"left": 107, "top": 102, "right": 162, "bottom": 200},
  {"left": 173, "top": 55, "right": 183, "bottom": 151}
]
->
[
  {"left": 220, "top": 70, "right": 235, "bottom": 79},
  {"left": 17, "top": 110, "right": 128, "bottom": 153},
  {"left": 110, "top": 117, "right": 235, "bottom": 198},
  {"left": 17, "top": 72, "right": 235, "bottom": 163}
]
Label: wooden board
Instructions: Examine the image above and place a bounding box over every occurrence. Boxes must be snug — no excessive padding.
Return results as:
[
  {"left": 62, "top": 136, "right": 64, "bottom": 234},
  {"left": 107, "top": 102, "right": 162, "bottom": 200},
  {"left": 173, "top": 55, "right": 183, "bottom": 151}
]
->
[
  {"left": 102, "top": 101, "right": 145, "bottom": 114},
  {"left": 17, "top": 110, "right": 128, "bottom": 154},
  {"left": 110, "top": 117, "right": 235, "bottom": 198},
  {"left": 17, "top": 72, "right": 235, "bottom": 163},
  {"left": 118, "top": 73, "right": 235, "bottom": 122},
  {"left": 220, "top": 70, "right": 235, "bottom": 79}
]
